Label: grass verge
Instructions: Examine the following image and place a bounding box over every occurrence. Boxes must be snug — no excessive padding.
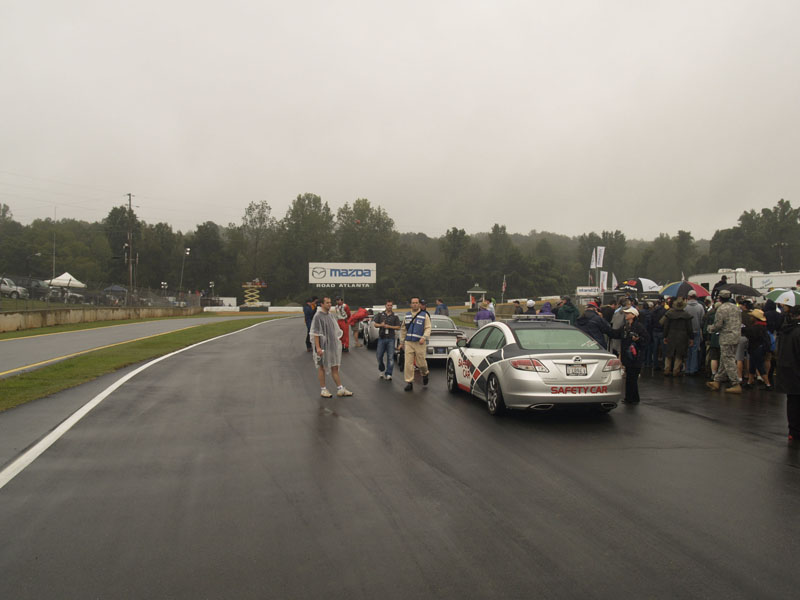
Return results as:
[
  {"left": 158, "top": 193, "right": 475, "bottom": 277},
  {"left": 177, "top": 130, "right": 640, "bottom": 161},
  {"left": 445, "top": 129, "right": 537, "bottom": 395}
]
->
[{"left": 0, "top": 317, "right": 278, "bottom": 412}]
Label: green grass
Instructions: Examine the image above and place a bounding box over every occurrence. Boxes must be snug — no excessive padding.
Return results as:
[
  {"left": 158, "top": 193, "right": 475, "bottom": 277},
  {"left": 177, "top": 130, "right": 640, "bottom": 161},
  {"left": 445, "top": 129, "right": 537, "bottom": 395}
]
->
[{"left": 0, "top": 317, "right": 280, "bottom": 412}]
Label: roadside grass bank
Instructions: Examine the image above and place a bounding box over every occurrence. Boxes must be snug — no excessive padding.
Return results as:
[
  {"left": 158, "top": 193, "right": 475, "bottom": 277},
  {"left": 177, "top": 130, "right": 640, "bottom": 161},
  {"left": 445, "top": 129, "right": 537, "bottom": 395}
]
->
[{"left": 0, "top": 317, "right": 279, "bottom": 412}]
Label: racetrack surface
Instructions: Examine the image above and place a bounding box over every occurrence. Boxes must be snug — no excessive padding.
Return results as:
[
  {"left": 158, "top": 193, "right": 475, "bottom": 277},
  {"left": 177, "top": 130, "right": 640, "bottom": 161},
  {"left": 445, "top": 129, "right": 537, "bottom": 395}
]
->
[
  {"left": 1, "top": 317, "right": 799, "bottom": 599},
  {"left": 0, "top": 314, "right": 276, "bottom": 378}
]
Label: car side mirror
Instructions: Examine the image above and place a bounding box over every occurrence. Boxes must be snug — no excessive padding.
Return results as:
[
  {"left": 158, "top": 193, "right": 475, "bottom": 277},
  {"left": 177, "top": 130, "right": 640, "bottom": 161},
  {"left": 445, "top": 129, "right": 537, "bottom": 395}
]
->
[{"left": 457, "top": 338, "right": 467, "bottom": 347}]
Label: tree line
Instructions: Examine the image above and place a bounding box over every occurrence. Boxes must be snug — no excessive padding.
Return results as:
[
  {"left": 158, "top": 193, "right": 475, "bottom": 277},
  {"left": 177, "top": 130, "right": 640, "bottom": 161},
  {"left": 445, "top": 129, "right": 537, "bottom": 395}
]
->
[{"left": 0, "top": 197, "right": 797, "bottom": 306}]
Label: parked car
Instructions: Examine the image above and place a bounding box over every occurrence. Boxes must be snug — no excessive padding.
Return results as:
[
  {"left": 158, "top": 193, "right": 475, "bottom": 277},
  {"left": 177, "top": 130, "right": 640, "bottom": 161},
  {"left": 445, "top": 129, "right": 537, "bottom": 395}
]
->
[
  {"left": 0, "top": 277, "right": 29, "bottom": 299},
  {"left": 445, "top": 315, "right": 622, "bottom": 416},
  {"left": 422, "top": 315, "right": 467, "bottom": 361},
  {"left": 6, "top": 275, "right": 50, "bottom": 300},
  {"left": 49, "top": 287, "right": 84, "bottom": 304}
]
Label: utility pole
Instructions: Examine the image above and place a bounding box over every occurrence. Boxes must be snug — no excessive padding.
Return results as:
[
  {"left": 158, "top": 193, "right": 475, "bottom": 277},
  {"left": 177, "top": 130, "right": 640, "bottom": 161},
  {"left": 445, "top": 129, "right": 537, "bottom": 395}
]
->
[
  {"left": 772, "top": 242, "right": 788, "bottom": 271},
  {"left": 127, "top": 193, "right": 134, "bottom": 305},
  {"left": 52, "top": 207, "right": 57, "bottom": 281}
]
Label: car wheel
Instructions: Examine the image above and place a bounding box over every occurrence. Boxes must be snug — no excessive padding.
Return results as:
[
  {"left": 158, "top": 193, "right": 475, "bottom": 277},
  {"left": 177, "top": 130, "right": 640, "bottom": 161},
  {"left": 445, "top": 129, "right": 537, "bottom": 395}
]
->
[
  {"left": 486, "top": 374, "right": 506, "bottom": 416},
  {"left": 10, "top": 291, "right": 19, "bottom": 299},
  {"left": 446, "top": 360, "right": 459, "bottom": 394}
]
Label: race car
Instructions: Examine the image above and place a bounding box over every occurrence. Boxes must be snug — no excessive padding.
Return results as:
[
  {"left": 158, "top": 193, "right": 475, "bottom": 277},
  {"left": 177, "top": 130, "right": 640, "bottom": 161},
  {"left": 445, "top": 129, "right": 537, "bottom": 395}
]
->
[{"left": 445, "top": 315, "right": 622, "bottom": 416}]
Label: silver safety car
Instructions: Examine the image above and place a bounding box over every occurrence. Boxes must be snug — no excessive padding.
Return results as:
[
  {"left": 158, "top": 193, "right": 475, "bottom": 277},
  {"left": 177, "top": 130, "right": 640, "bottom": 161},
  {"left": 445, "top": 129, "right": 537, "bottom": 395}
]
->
[{"left": 445, "top": 315, "right": 622, "bottom": 416}]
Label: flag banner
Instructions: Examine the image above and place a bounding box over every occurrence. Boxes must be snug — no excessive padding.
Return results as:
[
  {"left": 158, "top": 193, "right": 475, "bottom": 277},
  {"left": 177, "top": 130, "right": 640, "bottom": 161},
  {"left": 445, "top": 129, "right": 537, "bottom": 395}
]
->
[
  {"left": 612, "top": 273, "right": 618, "bottom": 290},
  {"left": 600, "top": 271, "right": 608, "bottom": 291},
  {"left": 502, "top": 274, "right": 507, "bottom": 293},
  {"left": 596, "top": 246, "right": 606, "bottom": 268},
  {"left": 590, "top": 248, "right": 597, "bottom": 269}
]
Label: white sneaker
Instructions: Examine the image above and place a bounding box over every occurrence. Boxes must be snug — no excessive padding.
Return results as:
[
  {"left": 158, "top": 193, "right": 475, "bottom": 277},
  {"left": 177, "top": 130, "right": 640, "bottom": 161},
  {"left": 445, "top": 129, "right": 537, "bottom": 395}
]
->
[
  {"left": 320, "top": 389, "right": 332, "bottom": 398},
  {"left": 337, "top": 387, "right": 353, "bottom": 397},
  {"left": 386, "top": 375, "right": 392, "bottom": 381},
  {"left": 379, "top": 373, "right": 385, "bottom": 379}
]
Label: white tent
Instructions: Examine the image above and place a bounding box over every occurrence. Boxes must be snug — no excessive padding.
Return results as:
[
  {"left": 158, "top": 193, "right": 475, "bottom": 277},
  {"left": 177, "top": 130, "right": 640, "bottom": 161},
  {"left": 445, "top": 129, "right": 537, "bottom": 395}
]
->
[{"left": 44, "top": 272, "right": 87, "bottom": 288}]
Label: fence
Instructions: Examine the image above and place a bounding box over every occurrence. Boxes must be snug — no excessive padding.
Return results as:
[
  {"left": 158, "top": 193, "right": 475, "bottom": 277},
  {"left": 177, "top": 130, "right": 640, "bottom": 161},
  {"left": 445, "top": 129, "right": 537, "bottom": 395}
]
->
[{"left": 0, "top": 275, "right": 208, "bottom": 313}]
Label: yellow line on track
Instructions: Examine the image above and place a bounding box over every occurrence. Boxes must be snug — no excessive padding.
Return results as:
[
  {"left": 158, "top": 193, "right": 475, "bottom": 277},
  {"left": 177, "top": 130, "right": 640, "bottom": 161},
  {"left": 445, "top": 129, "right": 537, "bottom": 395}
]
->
[
  {"left": 0, "top": 324, "right": 203, "bottom": 377},
  {"left": 0, "top": 319, "right": 181, "bottom": 342}
]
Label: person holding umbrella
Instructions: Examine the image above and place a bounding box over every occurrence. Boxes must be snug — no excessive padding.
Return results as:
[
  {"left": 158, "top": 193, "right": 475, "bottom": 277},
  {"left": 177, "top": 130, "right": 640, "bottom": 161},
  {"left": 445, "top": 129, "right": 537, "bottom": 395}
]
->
[{"left": 662, "top": 297, "right": 694, "bottom": 377}]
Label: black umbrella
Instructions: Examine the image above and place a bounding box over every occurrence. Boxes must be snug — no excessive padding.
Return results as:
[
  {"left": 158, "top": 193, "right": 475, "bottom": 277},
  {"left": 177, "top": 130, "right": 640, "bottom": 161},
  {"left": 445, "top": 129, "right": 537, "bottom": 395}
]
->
[{"left": 719, "top": 283, "right": 761, "bottom": 297}]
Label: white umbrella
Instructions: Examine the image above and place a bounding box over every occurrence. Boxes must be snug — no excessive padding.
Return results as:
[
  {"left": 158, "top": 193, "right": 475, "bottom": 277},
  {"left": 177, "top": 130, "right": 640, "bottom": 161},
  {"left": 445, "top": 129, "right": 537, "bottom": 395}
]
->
[{"left": 765, "top": 288, "right": 800, "bottom": 306}]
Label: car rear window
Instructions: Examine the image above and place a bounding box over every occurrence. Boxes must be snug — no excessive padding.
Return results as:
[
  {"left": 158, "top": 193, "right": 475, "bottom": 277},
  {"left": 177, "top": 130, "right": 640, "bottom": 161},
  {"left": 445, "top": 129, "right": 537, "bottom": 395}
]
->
[
  {"left": 514, "top": 328, "right": 601, "bottom": 350},
  {"left": 431, "top": 317, "right": 455, "bottom": 329}
]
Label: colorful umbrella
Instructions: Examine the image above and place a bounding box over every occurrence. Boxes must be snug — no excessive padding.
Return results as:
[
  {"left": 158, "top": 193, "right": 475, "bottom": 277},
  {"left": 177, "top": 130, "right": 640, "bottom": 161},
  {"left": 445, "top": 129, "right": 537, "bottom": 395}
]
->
[
  {"left": 616, "top": 278, "right": 661, "bottom": 293},
  {"left": 659, "top": 281, "right": 710, "bottom": 298},
  {"left": 718, "top": 283, "right": 761, "bottom": 297},
  {"left": 765, "top": 288, "right": 800, "bottom": 306}
]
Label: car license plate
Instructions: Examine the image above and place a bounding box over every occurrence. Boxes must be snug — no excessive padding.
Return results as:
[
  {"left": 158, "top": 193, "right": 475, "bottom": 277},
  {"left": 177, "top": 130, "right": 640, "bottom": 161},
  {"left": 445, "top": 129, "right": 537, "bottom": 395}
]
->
[
  {"left": 566, "top": 364, "right": 587, "bottom": 376},
  {"left": 435, "top": 347, "right": 447, "bottom": 354}
]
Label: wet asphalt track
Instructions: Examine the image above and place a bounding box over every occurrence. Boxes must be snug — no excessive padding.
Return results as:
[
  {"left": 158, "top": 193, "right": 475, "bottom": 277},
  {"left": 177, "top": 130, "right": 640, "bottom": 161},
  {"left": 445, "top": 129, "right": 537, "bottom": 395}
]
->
[
  {"left": 0, "top": 314, "right": 266, "bottom": 378},
  {"left": 1, "top": 316, "right": 799, "bottom": 599}
]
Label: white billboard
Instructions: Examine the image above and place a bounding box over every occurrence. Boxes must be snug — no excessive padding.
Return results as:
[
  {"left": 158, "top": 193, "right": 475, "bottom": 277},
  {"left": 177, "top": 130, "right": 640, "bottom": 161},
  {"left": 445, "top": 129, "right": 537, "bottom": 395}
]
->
[{"left": 309, "top": 262, "right": 376, "bottom": 288}]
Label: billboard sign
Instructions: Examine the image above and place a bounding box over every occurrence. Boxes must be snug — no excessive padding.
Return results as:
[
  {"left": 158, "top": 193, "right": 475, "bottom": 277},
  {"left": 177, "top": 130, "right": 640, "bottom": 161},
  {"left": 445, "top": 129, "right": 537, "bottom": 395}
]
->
[
  {"left": 575, "top": 286, "right": 600, "bottom": 296},
  {"left": 308, "top": 262, "right": 376, "bottom": 288}
]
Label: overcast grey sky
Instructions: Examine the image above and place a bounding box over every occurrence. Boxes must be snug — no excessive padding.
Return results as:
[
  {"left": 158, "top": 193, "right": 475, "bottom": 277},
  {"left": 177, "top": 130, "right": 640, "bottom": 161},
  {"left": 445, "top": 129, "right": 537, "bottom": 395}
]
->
[{"left": 2, "top": 1, "right": 799, "bottom": 240}]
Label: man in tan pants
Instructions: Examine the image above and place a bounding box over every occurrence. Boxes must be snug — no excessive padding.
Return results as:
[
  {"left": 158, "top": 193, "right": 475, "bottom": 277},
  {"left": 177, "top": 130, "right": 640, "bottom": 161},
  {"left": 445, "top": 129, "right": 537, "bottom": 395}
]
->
[{"left": 400, "top": 297, "right": 432, "bottom": 392}]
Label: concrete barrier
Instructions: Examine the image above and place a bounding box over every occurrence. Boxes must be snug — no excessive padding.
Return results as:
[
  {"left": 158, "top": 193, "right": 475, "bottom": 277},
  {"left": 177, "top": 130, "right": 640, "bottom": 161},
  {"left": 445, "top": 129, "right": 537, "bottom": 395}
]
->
[{"left": 0, "top": 306, "right": 203, "bottom": 333}]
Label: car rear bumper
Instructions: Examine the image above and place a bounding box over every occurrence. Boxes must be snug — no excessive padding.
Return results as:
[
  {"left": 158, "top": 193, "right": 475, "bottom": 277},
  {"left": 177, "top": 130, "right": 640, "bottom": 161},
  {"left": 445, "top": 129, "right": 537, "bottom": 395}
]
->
[{"left": 501, "top": 372, "right": 623, "bottom": 409}]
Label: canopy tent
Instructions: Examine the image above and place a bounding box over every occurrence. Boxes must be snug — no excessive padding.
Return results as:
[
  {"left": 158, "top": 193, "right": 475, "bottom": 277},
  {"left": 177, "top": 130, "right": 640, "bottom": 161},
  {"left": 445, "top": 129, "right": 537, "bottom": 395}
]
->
[{"left": 44, "top": 272, "right": 87, "bottom": 288}]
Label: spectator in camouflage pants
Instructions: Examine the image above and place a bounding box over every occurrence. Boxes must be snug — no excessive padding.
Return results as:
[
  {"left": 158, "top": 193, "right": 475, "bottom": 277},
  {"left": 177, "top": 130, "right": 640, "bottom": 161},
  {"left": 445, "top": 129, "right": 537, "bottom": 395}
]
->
[{"left": 705, "top": 289, "right": 742, "bottom": 394}]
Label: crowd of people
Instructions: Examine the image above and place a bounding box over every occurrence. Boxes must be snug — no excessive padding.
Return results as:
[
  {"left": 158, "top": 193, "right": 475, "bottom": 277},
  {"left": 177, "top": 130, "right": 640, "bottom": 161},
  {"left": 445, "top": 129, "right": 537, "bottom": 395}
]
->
[
  {"left": 571, "top": 278, "right": 800, "bottom": 441},
  {"left": 301, "top": 284, "right": 800, "bottom": 442}
]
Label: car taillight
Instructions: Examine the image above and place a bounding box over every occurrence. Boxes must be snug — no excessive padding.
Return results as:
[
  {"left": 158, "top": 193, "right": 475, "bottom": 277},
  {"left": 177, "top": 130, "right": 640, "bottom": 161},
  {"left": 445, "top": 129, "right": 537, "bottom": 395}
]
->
[
  {"left": 511, "top": 358, "right": 549, "bottom": 373},
  {"left": 603, "top": 358, "right": 621, "bottom": 371}
]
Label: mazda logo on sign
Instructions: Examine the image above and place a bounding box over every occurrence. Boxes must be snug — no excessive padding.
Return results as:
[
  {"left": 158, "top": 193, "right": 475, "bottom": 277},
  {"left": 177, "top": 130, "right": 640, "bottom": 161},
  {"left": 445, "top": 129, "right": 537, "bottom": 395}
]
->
[
  {"left": 311, "top": 267, "right": 327, "bottom": 279},
  {"left": 573, "top": 356, "right": 582, "bottom": 363}
]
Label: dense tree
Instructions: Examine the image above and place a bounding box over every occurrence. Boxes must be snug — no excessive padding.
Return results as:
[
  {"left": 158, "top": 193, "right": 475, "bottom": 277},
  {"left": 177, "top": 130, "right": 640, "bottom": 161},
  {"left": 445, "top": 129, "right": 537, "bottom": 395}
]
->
[
  {"left": 273, "top": 193, "right": 335, "bottom": 301},
  {"left": 240, "top": 200, "right": 276, "bottom": 280},
  {"left": 3, "top": 197, "right": 799, "bottom": 307}
]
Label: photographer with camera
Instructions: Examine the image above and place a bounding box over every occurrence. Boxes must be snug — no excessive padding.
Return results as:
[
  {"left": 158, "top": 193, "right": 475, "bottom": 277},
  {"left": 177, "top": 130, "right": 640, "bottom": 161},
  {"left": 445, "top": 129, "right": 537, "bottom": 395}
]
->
[{"left": 611, "top": 306, "right": 650, "bottom": 404}]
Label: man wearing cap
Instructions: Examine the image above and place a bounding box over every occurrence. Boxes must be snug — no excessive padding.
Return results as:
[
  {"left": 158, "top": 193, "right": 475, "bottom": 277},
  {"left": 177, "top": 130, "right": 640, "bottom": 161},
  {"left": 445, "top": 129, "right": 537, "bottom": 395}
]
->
[
  {"left": 399, "top": 296, "right": 431, "bottom": 392},
  {"left": 555, "top": 295, "right": 579, "bottom": 325},
  {"left": 524, "top": 299, "right": 537, "bottom": 314},
  {"left": 575, "top": 301, "right": 613, "bottom": 349},
  {"left": 706, "top": 289, "right": 743, "bottom": 393},
  {"left": 685, "top": 290, "right": 706, "bottom": 375},
  {"left": 613, "top": 306, "right": 649, "bottom": 403}
]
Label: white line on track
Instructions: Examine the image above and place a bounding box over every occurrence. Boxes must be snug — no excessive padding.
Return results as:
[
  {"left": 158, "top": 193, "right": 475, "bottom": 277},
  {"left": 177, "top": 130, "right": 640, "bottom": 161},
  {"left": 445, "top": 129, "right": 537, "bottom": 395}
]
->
[{"left": 0, "top": 319, "right": 274, "bottom": 491}]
